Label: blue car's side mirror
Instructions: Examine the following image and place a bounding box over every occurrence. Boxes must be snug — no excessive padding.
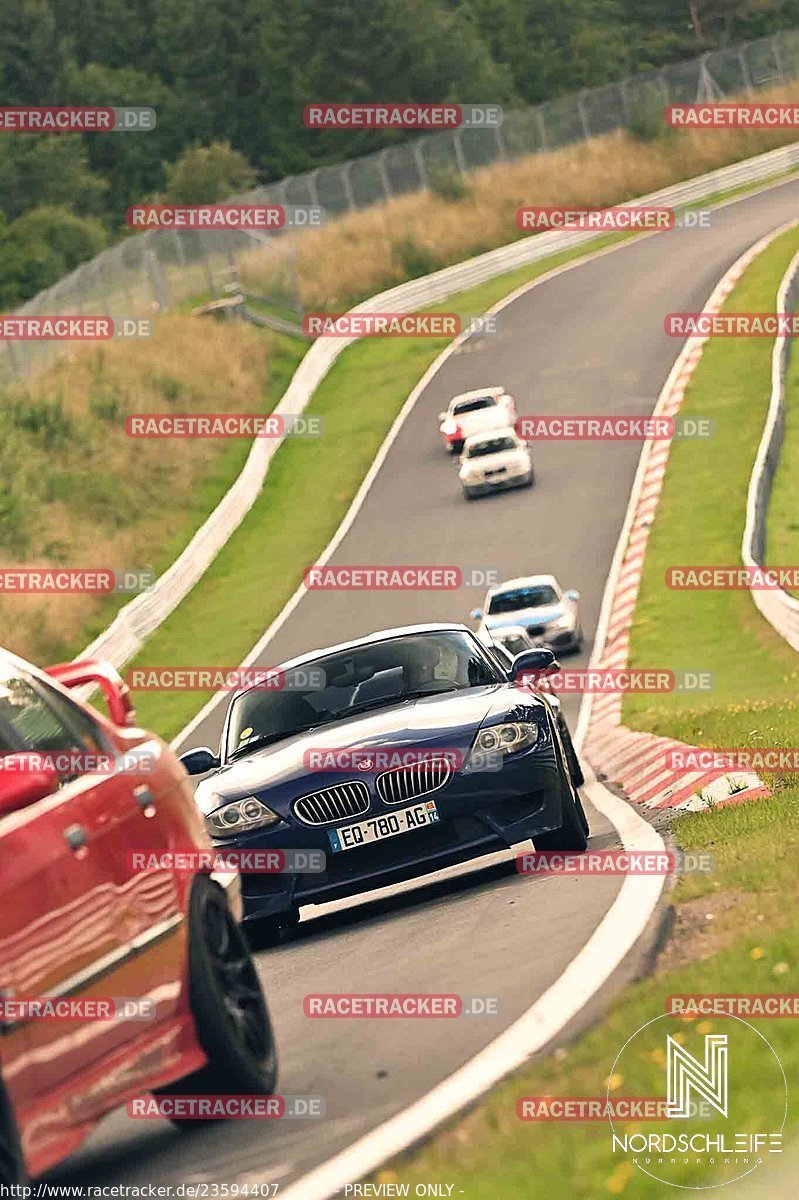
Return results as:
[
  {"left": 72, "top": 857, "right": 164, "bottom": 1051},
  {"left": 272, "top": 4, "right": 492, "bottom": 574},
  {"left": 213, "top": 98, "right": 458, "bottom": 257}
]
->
[
  {"left": 564, "top": 588, "right": 580, "bottom": 602},
  {"left": 179, "top": 746, "right": 221, "bottom": 776},
  {"left": 509, "top": 648, "right": 560, "bottom": 681},
  {"left": 470, "top": 608, "right": 483, "bottom": 620}
]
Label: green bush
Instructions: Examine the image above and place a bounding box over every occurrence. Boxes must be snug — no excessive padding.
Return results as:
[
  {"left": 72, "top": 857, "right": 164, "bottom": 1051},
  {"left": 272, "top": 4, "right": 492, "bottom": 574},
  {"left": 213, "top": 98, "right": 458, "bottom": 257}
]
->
[
  {"left": 427, "top": 163, "right": 471, "bottom": 202},
  {"left": 393, "top": 236, "right": 438, "bottom": 280}
]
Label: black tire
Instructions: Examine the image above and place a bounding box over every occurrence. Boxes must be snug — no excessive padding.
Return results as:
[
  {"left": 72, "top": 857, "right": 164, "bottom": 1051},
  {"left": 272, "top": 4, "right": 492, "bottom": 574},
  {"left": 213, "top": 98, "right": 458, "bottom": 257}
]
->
[
  {"left": 0, "top": 1083, "right": 26, "bottom": 1187},
  {"left": 535, "top": 746, "right": 588, "bottom": 852},
  {"left": 157, "top": 877, "right": 277, "bottom": 1126},
  {"left": 463, "top": 487, "right": 476, "bottom": 501},
  {"left": 525, "top": 470, "right": 535, "bottom": 487},
  {"left": 559, "top": 717, "right": 585, "bottom": 789}
]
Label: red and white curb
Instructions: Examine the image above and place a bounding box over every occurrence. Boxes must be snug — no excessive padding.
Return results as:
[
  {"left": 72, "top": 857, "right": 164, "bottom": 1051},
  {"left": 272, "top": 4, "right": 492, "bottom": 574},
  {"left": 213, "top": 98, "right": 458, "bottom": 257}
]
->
[{"left": 582, "top": 223, "right": 799, "bottom": 811}]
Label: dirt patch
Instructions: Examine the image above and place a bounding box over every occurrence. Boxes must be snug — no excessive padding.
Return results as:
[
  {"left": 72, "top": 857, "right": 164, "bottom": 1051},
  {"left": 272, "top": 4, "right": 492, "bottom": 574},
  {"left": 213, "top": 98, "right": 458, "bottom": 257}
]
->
[{"left": 655, "top": 889, "right": 754, "bottom": 974}]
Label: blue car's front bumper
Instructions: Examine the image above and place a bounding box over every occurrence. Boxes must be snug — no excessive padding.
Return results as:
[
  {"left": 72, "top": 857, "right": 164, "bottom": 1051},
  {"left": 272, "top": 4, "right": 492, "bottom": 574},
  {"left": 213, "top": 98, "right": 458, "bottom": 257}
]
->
[{"left": 219, "top": 743, "right": 565, "bottom": 923}]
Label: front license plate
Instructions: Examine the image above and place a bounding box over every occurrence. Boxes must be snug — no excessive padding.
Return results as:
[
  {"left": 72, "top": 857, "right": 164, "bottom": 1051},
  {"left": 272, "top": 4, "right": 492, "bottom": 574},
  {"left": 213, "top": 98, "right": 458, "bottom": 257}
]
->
[{"left": 328, "top": 800, "right": 440, "bottom": 853}]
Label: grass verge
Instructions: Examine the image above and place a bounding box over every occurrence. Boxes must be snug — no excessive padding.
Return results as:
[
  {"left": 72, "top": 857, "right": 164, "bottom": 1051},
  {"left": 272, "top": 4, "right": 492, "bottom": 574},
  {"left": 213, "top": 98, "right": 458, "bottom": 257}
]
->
[{"left": 765, "top": 247, "right": 799, "bottom": 591}]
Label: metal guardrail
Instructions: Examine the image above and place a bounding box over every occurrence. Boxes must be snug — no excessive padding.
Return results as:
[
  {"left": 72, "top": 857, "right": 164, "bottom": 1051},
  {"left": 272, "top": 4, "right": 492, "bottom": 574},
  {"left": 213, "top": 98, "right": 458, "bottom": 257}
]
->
[
  {"left": 742, "top": 248, "right": 799, "bottom": 650},
  {"left": 80, "top": 139, "right": 799, "bottom": 669},
  {"left": 4, "top": 29, "right": 799, "bottom": 385}
]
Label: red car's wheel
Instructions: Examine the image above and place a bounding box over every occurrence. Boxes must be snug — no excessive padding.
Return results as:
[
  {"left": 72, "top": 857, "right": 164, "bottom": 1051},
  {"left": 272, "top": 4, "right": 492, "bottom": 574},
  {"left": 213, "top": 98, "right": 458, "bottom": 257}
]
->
[
  {"left": 156, "top": 877, "right": 277, "bottom": 1126},
  {"left": 0, "top": 1086, "right": 26, "bottom": 1186}
]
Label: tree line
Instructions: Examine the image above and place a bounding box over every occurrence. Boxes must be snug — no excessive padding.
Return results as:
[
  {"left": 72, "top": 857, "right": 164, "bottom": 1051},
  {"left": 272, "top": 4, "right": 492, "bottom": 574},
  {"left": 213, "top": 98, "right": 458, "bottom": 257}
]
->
[{"left": 0, "top": 0, "right": 795, "bottom": 304}]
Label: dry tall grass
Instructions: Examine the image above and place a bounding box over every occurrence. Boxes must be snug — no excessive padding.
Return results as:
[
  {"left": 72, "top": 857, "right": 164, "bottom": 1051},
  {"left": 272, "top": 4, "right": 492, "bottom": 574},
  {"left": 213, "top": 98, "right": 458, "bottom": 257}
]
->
[
  {"left": 240, "top": 83, "right": 799, "bottom": 310},
  {"left": 0, "top": 315, "right": 271, "bottom": 662}
]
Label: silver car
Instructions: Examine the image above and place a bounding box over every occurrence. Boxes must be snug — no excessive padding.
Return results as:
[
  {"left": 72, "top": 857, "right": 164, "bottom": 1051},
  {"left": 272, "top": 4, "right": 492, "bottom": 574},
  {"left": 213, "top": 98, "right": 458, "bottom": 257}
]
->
[{"left": 472, "top": 573, "right": 583, "bottom": 655}]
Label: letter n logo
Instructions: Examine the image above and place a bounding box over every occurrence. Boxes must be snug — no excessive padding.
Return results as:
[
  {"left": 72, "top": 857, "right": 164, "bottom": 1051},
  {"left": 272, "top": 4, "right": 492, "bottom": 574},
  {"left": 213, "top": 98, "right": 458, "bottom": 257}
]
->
[{"left": 667, "top": 1033, "right": 728, "bottom": 1118}]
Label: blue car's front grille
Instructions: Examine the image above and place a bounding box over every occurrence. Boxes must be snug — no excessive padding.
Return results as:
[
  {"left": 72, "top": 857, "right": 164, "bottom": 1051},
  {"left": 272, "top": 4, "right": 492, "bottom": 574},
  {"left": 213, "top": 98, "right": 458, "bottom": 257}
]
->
[
  {"left": 376, "top": 758, "right": 453, "bottom": 805},
  {"left": 293, "top": 780, "right": 370, "bottom": 826}
]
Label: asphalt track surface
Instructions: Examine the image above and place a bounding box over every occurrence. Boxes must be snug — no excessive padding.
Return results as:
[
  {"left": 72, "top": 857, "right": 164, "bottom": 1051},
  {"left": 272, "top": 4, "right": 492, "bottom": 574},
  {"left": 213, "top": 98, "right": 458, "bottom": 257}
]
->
[{"left": 47, "top": 177, "right": 799, "bottom": 1194}]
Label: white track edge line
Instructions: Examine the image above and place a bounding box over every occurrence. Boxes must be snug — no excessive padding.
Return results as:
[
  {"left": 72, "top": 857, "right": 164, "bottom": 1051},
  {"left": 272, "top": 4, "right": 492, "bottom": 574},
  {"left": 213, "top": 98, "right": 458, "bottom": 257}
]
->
[{"left": 272, "top": 772, "right": 664, "bottom": 1200}]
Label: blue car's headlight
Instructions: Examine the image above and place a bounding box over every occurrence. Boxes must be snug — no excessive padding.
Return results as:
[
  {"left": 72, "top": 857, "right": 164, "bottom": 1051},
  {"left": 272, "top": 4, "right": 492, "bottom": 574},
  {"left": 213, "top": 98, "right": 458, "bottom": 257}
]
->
[
  {"left": 467, "top": 721, "right": 542, "bottom": 771},
  {"left": 206, "top": 796, "right": 281, "bottom": 839}
]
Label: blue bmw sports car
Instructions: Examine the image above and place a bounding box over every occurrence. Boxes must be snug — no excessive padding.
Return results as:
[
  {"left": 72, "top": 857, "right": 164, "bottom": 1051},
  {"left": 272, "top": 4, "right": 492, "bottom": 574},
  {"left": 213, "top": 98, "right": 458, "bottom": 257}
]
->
[{"left": 181, "top": 624, "right": 588, "bottom": 933}]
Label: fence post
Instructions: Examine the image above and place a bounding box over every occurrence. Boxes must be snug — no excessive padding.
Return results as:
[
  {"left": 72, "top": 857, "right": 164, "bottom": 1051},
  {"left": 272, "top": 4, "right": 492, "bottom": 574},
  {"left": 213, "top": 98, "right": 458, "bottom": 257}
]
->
[
  {"left": 306, "top": 168, "right": 321, "bottom": 208},
  {"left": 535, "top": 107, "right": 547, "bottom": 151},
  {"left": 577, "top": 91, "right": 591, "bottom": 140},
  {"left": 451, "top": 129, "right": 466, "bottom": 174},
  {"left": 738, "top": 48, "right": 754, "bottom": 95},
  {"left": 377, "top": 149, "right": 392, "bottom": 201},
  {"left": 412, "top": 139, "right": 428, "bottom": 189},
  {"left": 342, "top": 161, "right": 356, "bottom": 210},
  {"left": 493, "top": 119, "right": 507, "bottom": 161},
  {"left": 773, "top": 34, "right": 785, "bottom": 85}
]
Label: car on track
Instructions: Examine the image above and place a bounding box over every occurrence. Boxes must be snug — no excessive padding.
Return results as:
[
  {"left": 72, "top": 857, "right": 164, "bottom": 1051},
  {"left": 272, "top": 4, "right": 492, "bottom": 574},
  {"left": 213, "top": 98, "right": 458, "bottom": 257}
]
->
[
  {"left": 181, "top": 624, "right": 588, "bottom": 937},
  {"left": 438, "top": 387, "right": 516, "bottom": 454},
  {"left": 481, "top": 626, "right": 584, "bottom": 788},
  {"left": 0, "top": 649, "right": 277, "bottom": 1184},
  {"left": 472, "top": 574, "right": 584, "bottom": 654},
  {"left": 458, "top": 427, "right": 534, "bottom": 499}
]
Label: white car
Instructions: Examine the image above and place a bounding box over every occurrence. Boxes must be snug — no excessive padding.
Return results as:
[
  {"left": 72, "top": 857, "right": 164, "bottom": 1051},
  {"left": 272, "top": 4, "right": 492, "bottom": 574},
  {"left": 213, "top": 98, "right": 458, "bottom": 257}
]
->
[
  {"left": 438, "top": 386, "right": 516, "bottom": 454},
  {"left": 471, "top": 573, "right": 583, "bottom": 654},
  {"left": 458, "top": 427, "right": 533, "bottom": 500}
]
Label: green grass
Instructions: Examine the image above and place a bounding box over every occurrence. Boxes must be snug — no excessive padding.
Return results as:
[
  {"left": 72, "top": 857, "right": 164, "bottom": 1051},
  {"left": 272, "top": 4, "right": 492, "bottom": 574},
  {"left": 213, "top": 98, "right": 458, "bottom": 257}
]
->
[
  {"left": 765, "top": 246, "right": 799, "bottom": 593},
  {"left": 373, "top": 794, "right": 799, "bottom": 1198},
  {"left": 365, "top": 188, "right": 799, "bottom": 1200},
  {"left": 623, "top": 225, "right": 799, "bottom": 750}
]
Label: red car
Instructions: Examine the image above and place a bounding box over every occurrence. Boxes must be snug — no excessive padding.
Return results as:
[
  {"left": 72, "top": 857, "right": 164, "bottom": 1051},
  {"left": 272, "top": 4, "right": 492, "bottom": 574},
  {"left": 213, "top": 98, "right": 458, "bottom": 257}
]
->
[{"left": 0, "top": 649, "right": 277, "bottom": 1183}]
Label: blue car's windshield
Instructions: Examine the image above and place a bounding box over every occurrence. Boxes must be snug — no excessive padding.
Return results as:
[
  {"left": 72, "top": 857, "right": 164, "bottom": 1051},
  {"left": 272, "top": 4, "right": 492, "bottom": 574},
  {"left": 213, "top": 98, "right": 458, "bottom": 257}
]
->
[{"left": 225, "top": 630, "right": 498, "bottom": 760}]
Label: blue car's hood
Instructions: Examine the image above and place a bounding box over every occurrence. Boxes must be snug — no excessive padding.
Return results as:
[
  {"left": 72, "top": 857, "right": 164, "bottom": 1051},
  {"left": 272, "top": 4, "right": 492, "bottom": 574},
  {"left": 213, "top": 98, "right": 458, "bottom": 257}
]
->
[
  {"left": 195, "top": 684, "right": 546, "bottom": 814},
  {"left": 484, "top": 602, "right": 564, "bottom": 631}
]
